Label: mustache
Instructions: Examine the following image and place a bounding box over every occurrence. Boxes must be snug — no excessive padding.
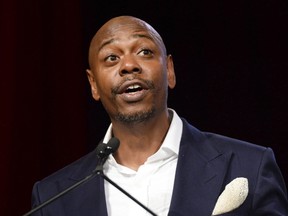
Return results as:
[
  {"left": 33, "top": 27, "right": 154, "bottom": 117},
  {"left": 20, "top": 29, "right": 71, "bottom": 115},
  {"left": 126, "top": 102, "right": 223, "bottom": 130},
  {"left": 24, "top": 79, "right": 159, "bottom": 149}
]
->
[{"left": 111, "top": 77, "right": 155, "bottom": 95}]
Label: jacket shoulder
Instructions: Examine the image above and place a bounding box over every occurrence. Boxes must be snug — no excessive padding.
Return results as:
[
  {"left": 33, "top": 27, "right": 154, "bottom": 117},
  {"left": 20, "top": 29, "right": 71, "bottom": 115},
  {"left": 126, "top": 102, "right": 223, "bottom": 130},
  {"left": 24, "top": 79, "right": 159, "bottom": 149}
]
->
[
  {"left": 38, "top": 148, "right": 98, "bottom": 185},
  {"left": 181, "top": 117, "right": 268, "bottom": 153}
]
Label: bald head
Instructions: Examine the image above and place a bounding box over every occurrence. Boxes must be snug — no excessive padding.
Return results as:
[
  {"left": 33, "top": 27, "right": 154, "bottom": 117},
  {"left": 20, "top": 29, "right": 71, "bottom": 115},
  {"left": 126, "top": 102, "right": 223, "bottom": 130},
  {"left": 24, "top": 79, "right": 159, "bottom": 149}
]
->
[{"left": 88, "top": 16, "right": 167, "bottom": 68}]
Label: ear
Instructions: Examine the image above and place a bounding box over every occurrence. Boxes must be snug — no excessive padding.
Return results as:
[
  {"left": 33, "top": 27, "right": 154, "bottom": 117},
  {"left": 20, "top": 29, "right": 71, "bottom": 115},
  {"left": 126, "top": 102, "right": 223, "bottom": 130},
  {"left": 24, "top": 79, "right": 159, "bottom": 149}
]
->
[
  {"left": 86, "top": 69, "right": 100, "bottom": 101},
  {"left": 166, "top": 55, "right": 176, "bottom": 89}
]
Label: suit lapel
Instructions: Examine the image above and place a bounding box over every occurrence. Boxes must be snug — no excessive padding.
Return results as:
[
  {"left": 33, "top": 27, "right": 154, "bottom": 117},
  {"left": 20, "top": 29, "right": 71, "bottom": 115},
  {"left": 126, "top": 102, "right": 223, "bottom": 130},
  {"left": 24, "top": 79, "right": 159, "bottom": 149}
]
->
[{"left": 169, "top": 119, "right": 233, "bottom": 216}]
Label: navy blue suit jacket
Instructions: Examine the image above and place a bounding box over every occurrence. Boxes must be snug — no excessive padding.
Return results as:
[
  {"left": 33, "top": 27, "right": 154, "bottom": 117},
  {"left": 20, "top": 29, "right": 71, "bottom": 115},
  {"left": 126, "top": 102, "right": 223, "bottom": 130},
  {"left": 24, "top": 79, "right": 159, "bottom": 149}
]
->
[{"left": 31, "top": 118, "right": 288, "bottom": 215}]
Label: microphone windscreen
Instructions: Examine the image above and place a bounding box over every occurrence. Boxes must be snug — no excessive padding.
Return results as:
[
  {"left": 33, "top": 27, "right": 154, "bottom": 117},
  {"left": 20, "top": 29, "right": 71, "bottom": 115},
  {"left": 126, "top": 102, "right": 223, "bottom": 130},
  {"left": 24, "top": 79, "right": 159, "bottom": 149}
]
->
[
  {"left": 96, "top": 137, "right": 120, "bottom": 159},
  {"left": 95, "top": 142, "right": 106, "bottom": 156},
  {"left": 106, "top": 137, "right": 120, "bottom": 153}
]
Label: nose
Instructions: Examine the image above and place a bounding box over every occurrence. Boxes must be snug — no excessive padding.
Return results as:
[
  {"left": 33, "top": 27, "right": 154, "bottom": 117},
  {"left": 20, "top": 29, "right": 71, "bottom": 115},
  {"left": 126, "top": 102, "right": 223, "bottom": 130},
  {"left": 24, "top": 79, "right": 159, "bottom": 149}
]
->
[{"left": 119, "top": 55, "right": 141, "bottom": 76}]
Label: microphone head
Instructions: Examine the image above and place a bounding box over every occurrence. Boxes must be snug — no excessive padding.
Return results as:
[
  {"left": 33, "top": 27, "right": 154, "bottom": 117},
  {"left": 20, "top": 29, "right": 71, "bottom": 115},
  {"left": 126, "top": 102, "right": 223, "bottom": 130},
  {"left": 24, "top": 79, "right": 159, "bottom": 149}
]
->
[
  {"left": 106, "top": 137, "right": 120, "bottom": 153},
  {"left": 95, "top": 142, "right": 106, "bottom": 156},
  {"left": 96, "top": 137, "right": 120, "bottom": 159}
]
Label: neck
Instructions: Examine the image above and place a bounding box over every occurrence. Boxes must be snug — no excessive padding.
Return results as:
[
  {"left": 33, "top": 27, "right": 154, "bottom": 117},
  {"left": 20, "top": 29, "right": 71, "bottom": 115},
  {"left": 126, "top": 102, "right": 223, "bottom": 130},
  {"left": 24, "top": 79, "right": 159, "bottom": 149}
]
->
[{"left": 111, "top": 110, "right": 172, "bottom": 170}]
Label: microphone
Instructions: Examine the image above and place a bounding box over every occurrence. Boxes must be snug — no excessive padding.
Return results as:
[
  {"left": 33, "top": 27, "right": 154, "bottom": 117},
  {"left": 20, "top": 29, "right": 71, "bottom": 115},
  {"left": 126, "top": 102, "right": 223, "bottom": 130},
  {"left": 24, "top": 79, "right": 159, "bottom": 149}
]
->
[
  {"left": 94, "top": 137, "right": 120, "bottom": 174},
  {"left": 22, "top": 138, "right": 120, "bottom": 216},
  {"left": 96, "top": 137, "right": 120, "bottom": 159}
]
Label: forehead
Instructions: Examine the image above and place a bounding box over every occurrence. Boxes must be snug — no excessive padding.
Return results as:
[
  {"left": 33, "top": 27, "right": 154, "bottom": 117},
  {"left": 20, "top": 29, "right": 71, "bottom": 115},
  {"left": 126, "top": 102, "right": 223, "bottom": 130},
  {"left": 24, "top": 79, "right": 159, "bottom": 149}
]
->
[
  {"left": 88, "top": 17, "right": 167, "bottom": 67},
  {"left": 99, "top": 29, "right": 155, "bottom": 51},
  {"left": 92, "top": 19, "right": 164, "bottom": 52}
]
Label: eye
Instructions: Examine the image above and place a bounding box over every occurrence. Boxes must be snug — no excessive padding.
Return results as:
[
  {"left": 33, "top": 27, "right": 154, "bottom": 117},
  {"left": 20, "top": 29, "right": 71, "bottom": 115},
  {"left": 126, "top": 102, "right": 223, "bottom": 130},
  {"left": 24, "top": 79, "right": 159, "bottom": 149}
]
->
[
  {"left": 105, "top": 54, "right": 119, "bottom": 62},
  {"left": 138, "top": 49, "right": 153, "bottom": 57}
]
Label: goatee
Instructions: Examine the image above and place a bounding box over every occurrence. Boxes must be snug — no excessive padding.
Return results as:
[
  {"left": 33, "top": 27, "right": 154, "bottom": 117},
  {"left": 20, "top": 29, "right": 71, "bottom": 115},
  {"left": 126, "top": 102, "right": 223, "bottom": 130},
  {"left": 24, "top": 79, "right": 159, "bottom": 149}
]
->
[{"left": 115, "top": 108, "right": 155, "bottom": 123}]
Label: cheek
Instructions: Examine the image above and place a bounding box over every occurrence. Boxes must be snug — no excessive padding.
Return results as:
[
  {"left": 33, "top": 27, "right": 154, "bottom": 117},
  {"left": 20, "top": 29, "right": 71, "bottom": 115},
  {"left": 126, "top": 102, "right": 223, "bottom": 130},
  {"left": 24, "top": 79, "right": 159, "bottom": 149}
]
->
[
  {"left": 94, "top": 73, "right": 119, "bottom": 104},
  {"left": 96, "top": 81, "right": 111, "bottom": 99},
  {"left": 143, "top": 61, "right": 166, "bottom": 78},
  {"left": 153, "top": 69, "right": 169, "bottom": 89}
]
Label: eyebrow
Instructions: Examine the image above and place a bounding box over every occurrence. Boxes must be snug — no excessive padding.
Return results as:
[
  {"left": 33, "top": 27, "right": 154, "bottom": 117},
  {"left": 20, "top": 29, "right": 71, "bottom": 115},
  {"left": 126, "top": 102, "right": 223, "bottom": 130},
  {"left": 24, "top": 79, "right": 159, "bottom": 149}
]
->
[
  {"left": 98, "top": 33, "right": 154, "bottom": 52},
  {"left": 132, "top": 33, "right": 154, "bottom": 41},
  {"left": 98, "top": 38, "right": 115, "bottom": 52}
]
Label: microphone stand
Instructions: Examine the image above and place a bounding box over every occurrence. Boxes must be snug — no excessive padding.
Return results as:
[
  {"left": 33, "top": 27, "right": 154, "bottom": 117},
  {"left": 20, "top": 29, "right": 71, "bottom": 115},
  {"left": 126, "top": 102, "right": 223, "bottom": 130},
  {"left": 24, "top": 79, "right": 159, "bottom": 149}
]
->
[
  {"left": 95, "top": 159, "right": 158, "bottom": 216},
  {"left": 22, "top": 171, "right": 98, "bottom": 216}
]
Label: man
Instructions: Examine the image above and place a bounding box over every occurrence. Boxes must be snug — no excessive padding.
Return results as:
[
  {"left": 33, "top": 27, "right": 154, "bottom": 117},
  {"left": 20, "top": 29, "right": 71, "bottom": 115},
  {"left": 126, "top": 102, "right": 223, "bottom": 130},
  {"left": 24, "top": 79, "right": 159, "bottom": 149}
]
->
[{"left": 30, "top": 16, "right": 288, "bottom": 215}]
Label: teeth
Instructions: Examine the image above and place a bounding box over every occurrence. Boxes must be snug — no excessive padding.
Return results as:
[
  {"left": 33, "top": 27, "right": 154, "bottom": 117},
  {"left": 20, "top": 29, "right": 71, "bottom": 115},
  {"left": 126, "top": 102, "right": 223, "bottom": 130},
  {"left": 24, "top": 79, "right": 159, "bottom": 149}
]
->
[
  {"left": 124, "top": 84, "right": 142, "bottom": 94},
  {"left": 127, "top": 84, "right": 141, "bottom": 90}
]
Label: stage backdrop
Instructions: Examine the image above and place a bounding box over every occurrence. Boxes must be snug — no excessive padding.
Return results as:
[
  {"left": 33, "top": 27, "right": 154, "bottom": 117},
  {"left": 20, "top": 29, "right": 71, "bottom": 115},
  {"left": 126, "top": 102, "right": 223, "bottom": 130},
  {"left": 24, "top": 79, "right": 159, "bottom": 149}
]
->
[{"left": 1, "top": 0, "right": 287, "bottom": 215}]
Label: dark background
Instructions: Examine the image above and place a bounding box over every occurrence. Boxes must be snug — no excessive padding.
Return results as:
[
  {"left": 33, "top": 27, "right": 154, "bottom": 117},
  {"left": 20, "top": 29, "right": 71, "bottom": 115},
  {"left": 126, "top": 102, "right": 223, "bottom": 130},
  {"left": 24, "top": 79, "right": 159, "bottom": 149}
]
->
[{"left": 1, "top": 0, "right": 287, "bottom": 215}]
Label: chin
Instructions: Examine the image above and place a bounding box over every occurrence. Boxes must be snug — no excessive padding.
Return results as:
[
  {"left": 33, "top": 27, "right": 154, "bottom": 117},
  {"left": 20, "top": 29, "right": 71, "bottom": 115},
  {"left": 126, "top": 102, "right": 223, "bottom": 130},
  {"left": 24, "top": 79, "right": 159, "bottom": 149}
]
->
[{"left": 115, "top": 107, "right": 155, "bottom": 123}]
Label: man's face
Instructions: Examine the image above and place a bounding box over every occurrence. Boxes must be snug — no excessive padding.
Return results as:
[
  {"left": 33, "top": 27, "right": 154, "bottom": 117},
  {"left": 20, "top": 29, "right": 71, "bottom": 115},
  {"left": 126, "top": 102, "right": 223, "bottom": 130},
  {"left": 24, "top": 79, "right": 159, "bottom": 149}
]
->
[{"left": 87, "top": 18, "right": 175, "bottom": 123}]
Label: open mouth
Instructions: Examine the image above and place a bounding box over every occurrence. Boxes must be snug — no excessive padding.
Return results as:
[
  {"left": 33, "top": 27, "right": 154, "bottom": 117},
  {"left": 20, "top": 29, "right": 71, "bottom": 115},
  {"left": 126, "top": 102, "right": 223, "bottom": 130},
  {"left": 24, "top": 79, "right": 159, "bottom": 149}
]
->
[
  {"left": 124, "top": 84, "right": 143, "bottom": 94},
  {"left": 116, "top": 81, "right": 149, "bottom": 102},
  {"left": 117, "top": 80, "right": 148, "bottom": 95}
]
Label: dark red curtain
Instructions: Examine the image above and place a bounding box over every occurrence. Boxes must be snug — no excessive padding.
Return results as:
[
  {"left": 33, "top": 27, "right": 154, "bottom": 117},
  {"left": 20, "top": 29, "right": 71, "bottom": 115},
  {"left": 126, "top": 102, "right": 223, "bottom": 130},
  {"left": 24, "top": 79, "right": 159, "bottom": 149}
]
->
[
  {"left": 1, "top": 0, "right": 287, "bottom": 215},
  {"left": 0, "top": 0, "right": 88, "bottom": 215}
]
